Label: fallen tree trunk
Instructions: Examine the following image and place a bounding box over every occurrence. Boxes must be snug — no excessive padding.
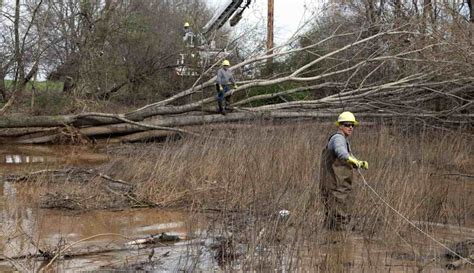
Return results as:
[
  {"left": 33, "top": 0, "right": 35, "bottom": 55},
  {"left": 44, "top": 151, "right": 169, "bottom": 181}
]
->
[
  {"left": 1, "top": 111, "right": 472, "bottom": 144},
  {"left": 102, "top": 130, "right": 179, "bottom": 144}
]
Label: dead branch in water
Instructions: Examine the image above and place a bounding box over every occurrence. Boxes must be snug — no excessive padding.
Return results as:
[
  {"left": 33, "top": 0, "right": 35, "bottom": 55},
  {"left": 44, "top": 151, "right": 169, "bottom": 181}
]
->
[
  {"left": 3, "top": 168, "right": 151, "bottom": 209},
  {"left": 1, "top": 232, "right": 180, "bottom": 271},
  {"left": 5, "top": 168, "right": 134, "bottom": 187}
]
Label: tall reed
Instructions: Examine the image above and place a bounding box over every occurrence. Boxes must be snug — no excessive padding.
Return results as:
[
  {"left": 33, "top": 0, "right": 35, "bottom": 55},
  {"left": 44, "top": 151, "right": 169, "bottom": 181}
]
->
[{"left": 106, "top": 121, "right": 472, "bottom": 271}]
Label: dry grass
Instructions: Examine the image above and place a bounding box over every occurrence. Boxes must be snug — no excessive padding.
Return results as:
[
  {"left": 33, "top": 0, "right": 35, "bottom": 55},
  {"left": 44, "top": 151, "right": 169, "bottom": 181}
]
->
[
  {"left": 98, "top": 121, "right": 473, "bottom": 271},
  {"left": 2, "top": 121, "right": 472, "bottom": 271}
]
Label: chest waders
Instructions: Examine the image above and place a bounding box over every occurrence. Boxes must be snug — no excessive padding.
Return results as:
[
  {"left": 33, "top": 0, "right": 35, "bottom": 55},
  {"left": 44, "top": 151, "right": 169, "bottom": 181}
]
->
[{"left": 319, "top": 133, "right": 355, "bottom": 230}]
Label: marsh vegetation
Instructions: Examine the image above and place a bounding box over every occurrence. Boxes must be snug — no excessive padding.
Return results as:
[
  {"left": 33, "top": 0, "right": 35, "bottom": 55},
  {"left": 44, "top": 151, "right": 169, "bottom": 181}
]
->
[{"left": 1, "top": 122, "right": 472, "bottom": 271}]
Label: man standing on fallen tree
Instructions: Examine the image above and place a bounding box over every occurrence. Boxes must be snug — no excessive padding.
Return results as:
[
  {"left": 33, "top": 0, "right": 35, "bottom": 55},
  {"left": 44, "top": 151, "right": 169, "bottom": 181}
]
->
[
  {"left": 320, "top": 111, "right": 369, "bottom": 230},
  {"left": 182, "top": 22, "right": 194, "bottom": 47},
  {"left": 216, "top": 60, "right": 237, "bottom": 115}
]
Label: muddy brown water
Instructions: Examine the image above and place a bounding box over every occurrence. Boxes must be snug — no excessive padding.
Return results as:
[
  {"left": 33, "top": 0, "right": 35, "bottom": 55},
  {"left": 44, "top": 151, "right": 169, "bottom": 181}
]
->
[
  {"left": 0, "top": 145, "right": 473, "bottom": 272},
  {"left": 0, "top": 145, "right": 216, "bottom": 272}
]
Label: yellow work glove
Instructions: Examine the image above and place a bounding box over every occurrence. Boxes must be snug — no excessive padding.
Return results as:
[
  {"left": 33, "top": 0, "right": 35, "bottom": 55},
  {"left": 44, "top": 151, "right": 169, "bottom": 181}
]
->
[
  {"left": 219, "top": 85, "right": 223, "bottom": 91},
  {"left": 347, "top": 156, "right": 369, "bottom": 170},
  {"left": 234, "top": 84, "right": 238, "bottom": 89}
]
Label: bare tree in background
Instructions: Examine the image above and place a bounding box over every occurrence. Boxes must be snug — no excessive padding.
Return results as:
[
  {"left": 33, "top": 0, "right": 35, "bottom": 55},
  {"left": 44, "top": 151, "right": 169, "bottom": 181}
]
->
[
  {"left": 0, "top": 0, "right": 50, "bottom": 113},
  {"left": 43, "top": 0, "right": 215, "bottom": 102}
]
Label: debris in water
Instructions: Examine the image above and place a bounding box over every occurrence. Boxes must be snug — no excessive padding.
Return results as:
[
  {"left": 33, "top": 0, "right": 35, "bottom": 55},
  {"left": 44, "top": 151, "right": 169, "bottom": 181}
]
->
[
  {"left": 125, "top": 233, "right": 180, "bottom": 246},
  {"left": 278, "top": 209, "right": 290, "bottom": 220}
]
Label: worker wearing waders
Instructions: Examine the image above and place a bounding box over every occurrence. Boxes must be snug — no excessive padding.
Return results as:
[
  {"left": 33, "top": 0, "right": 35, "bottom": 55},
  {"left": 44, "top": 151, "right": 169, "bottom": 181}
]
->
[
  {"left": 320, "top": 111, "right": 369, "bottom": 230},
  {"left": 216, "top": 59, "right": 237, "bottom": 115}
]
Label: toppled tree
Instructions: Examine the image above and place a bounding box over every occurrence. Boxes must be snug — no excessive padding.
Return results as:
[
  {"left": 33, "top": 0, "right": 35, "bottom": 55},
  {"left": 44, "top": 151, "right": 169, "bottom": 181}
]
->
[{"left": 0, "top": 2, "right": 472, "bottom": 143}]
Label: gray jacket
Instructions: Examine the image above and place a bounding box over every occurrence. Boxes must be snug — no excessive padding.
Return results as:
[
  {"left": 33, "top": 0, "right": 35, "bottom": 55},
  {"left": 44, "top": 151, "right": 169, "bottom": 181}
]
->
[
  {"left": 327, "top": 133, "right": 351, "bottom": 161},
  {"left": 216, "top": 68, "right": 235, "bottom": 85}
]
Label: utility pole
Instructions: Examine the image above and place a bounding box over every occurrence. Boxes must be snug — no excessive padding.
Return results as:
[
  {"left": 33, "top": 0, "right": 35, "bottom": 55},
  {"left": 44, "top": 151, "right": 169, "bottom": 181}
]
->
[
  {"left": 267, "top": 0, "right": 274, "bottom": 53},
  {"left": 266, "top": 0, "right": 274, "bottom": 74}
]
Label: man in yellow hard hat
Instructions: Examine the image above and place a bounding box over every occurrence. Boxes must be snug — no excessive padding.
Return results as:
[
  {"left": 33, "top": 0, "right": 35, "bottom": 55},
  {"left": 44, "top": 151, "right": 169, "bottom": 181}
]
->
[
  {"left": 319, "top": 111, "right": 368, "bottom": 230},
  {"left": 215, "top": 59, "right": 237, "bottom": 114},
  {"left": 182, "top": 22, "right": 194, "bottom": 46}
]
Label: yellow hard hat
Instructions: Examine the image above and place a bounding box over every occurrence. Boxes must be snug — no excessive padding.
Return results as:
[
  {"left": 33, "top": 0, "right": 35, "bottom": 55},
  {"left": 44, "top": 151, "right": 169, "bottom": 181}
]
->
[
  {"left": 222, "top": 59, "right": 230, "bottom": 66},
  {"left": 335, "top": 111, "right": 359, "bottom": 126},
  {"left": 184, "top": 22, "right": 190, "bottom": 27}
]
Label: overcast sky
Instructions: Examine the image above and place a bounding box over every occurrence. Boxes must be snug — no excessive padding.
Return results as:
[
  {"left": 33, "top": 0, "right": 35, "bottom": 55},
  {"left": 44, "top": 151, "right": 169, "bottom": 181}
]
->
[{"left": 205, "top": 0, "right": 319, "bottom": 44}]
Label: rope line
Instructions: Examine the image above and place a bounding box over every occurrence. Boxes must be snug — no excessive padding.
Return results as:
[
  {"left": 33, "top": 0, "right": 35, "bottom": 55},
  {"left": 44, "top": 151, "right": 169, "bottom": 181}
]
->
[{"left": 357, "top": 169, "right": 474, "bottom": 266}]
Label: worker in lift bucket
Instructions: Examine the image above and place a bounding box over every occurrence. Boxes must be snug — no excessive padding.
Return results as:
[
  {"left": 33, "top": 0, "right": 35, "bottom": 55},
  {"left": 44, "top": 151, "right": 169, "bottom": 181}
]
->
[
  {"left": 182, "top": 22, "right": 194, "bottom": 47},
  {"left": 319, "top": 111, "right": 369, "bottom": 231},
  {"left": 215, "top": 59, "right": 237, "bottom": 115}
]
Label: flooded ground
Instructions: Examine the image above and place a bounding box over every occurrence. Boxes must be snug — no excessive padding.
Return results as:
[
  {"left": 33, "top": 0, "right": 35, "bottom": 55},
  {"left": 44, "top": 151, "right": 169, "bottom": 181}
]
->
[
  {"left": 0, "top": 144, "right": 473, "bottom": 272},
  {"left": 0, "top": 144, "right": 109, "bottom": 167},
  {"left": 0, "top": 145, "right": 219, "bottom": 272},
  {"left": 0, "top": 206, "right": 211, "bottom": 271}
]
